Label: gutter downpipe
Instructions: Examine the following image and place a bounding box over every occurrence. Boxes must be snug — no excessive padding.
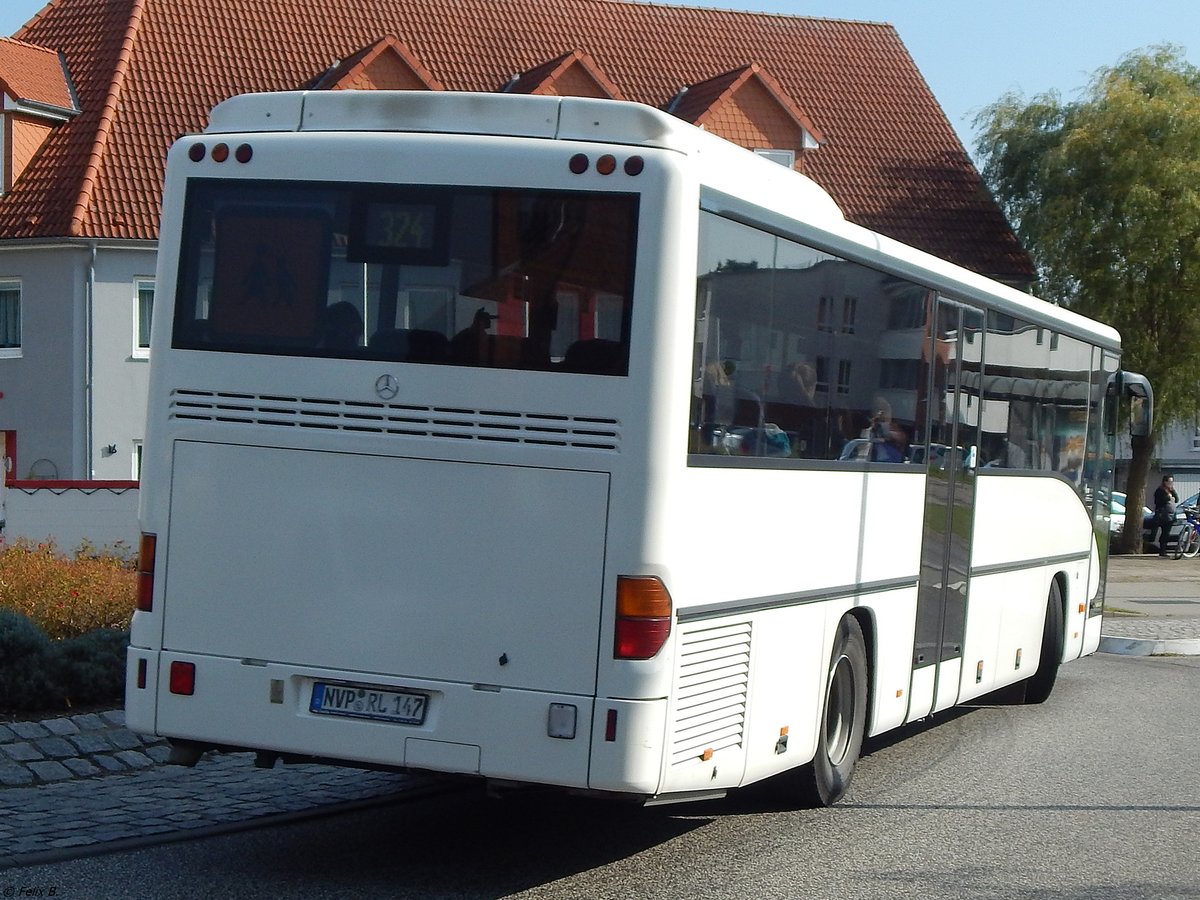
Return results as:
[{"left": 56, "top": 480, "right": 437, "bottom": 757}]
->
[{"left": 86, "top": 240, "right": 97, "bottom": 478}]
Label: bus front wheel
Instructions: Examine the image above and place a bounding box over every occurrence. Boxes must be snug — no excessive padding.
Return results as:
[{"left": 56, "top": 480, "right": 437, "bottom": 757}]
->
[
  {"left": 792, "top": 614, "right": 868, "bottom": 807},
  {"left": 1023, "top": 580, "right": 1064, "bottom": 705}
]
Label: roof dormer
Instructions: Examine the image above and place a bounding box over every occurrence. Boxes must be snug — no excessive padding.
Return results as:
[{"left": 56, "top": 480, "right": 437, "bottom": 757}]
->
[
  {"left": 501, "top": 50, "right": 624, "bottom": 100},
  {"left": 666, "top": 63, "right": 823, "bottom": 169},
  {"left": 0, "top": 38, "right": 80, "bottom": 195},
  {"left": 310, "top": 36, "right": 445, "bottom": 92}
]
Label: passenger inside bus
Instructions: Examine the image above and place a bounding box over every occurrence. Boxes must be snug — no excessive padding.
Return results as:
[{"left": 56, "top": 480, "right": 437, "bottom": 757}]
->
[{"left": 320, "top": 301, "right": 364, "bottom": 350}]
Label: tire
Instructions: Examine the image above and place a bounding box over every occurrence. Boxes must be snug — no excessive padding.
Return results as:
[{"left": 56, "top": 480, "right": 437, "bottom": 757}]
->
[
  {"left": 1173, "top": 523, "right": 1194, "bottom": 560},
  {"left": 1024, "top": 580, "right": 1063, "bottom": 705},
  {"left": 791, "top": 615, "right": 869, "bottom": 807},
  {"left": 1183, "top": 525, "right": 1200, "bottom": 559}
]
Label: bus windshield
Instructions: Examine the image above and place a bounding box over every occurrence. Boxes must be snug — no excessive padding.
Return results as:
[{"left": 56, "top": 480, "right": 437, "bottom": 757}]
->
[{"left": 172, "top": 180, "right": 638, "bottom": 375}]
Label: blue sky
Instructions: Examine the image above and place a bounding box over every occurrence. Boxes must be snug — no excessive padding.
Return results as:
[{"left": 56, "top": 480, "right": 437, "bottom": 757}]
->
[{"left": 2, "top": 0, "right": 1196, "bottom": 153}]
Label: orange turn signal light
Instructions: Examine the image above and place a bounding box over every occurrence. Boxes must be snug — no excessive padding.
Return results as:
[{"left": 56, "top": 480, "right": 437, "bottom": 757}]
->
[{"left": 616, "top": 576, "right": 672, "bottom": 618}]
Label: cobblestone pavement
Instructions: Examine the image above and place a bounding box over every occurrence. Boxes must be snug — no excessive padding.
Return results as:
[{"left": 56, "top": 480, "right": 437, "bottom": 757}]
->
[
  {"left": 0, "top": 745, "right": 416, "bottom": 869},
  {"left": 1100, "top": 615, "right": 1200, "bottom": 642},
  {"left": 0, "top": 709, "right": 168, "bottom": 788}
]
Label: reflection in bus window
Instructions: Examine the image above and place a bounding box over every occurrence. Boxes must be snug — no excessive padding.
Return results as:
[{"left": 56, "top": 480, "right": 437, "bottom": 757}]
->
[
  {"left": 691, "top": 211, "right": 932, "bottom": 461},
  {"left": 979, "top": 312, "right": 1093, "bottom": 487},
  {"left": 173, "top": 181, "right": 638, "bottom": 375}
]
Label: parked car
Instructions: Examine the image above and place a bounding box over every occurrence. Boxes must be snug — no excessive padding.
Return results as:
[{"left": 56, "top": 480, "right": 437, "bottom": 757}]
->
[{"left": 1109, "top": 491, "right": 1146, "bottom": 536}]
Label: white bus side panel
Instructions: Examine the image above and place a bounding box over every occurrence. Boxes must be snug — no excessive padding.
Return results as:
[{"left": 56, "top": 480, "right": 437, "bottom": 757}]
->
[
  {"left": 968, "top": 473, "right": 1096, "bottom": 697},
  {"left": 162, "top": 441, "right": 609, "bottom": 695},
  {"left": 657, "top": 466, "right": 924, "bottom": 790},
  {"left": 972, "top": 474, "right": 1094, "bottom": 572},
  {"left": 860, "top": 584, "right": 920, "bottom": 735},
  {"left": 960, "top": 570, "right": 1047, "bottom": 698}
]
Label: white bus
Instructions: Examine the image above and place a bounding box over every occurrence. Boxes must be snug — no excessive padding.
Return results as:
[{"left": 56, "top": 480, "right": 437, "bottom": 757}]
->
[{"left": 126, "top": 91, "right": 1151, "bottom": 806}]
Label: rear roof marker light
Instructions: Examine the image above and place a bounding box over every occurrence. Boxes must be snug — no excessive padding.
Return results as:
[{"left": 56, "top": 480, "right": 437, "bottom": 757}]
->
[
  {"left": 596, "top": 154, "right": 617, "bottom": 175},
  {"left": 624, "top": 156, "right": 645, "bottom": 176},
  {"left": 188, "top": 143, "right": 206, "bottom": 162},
  {"left": 569, "top": 153, "right": 589, "bottom": 174},
  {"left": 235, "top": 143, "right": 253, "bottom": 163},
  {"left": 211, "top": 143, "right": 229, "bottom": 163}
]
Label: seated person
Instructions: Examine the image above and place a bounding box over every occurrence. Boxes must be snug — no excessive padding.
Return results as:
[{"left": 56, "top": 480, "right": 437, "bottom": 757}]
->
[{"left": 320, "top": 301, "right": 363, "bottom": 350}]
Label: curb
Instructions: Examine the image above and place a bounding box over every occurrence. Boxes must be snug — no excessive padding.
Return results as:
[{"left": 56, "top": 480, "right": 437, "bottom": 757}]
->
[{"left": 1098, "top": 636, "right": 1200, "bottom": 657}]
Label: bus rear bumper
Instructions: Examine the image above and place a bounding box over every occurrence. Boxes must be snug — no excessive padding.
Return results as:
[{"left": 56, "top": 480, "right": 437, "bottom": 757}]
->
[{"left": 125, "top": 649, "right": 598, "bottom": 789}]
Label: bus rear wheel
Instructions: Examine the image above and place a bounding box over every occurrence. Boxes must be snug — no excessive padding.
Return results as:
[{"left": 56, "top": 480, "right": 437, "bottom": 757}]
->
[
  {"left": 1024, "top": 580, "right": 1063, "bottom": 705},
  {"left": 791, "top": 614, "right": 868, "bottom": 807}
]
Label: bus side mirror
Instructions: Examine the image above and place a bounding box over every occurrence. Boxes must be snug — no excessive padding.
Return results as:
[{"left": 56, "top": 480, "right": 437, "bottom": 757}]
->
[{"left": 1121, "top": 371, "right": 1153, "bottom": 438}]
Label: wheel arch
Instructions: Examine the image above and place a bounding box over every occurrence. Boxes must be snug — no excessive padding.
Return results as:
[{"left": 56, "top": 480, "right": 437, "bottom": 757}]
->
[
  {"left": 846, "top": 606, "right": 877, "bottom": 731},
  {"left": 1052, "top": 570, "right": 1069, "bottom": 658}
]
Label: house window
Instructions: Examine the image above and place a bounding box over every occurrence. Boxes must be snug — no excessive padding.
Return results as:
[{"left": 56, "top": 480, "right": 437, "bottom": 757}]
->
[
  {"left": 841, "top": 296, "right": 857, "bottom": 334},
  {"left": 135, "top": 279, "right": 154, "bottom": 355},
  {"left": 753, "top": 148, "right": 795, "bottom": 169},
  {"left": 815, "top": 356, "right": 830, "bottom": 392},
  {"left": 133, "top": 441, "right": 143, "bottom": 479},
  {"left": 817, "top": 296, "right": 834, "bottom": 333},
  {"left": 837, "top": 359, "right": 852, "bottom": 394},
  {"left": 0, "top": 280, "right": 20, "bottom": 355}
]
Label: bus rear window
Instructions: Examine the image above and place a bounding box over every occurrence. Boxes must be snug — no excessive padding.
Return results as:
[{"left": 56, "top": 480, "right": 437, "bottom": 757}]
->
[{"left": 172, "top": 180, "right": 638, "bottom": 375}]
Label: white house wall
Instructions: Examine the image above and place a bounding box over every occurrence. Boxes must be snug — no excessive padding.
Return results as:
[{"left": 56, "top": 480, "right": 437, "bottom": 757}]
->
[
  {"left": 90, "top": 246, "right": 157, "bottom": 479},
  {"left": 0, "top": 244, "right": 85, "bottom": 479},
  {"left": 0, "top": 242, "right": 156, "bottom": 480}
]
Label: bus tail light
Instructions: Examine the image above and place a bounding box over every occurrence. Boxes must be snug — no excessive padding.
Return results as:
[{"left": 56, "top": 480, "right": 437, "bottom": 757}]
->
[
  {"left": 169, "top": 661, "right": 195, "bottom": 696},
  {"left": 137, "top": 533, "right": 157, "bottom": 612},
  {"left": 614, "top": 576, "right": 672, "bottom": 660}
]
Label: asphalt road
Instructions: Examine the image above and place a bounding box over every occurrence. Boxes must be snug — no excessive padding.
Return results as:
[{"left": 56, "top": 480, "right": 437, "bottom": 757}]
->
[{"left": 7, "top": 652, "right": 1199, "bottom": 900}]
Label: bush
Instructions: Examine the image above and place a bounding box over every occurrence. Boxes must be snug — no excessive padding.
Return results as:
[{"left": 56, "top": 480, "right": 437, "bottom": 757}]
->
[
  {"left": 55, "top": 628, "right": 129, "bottom": 706},
  {"left": 0, "top": 608, "right": 129, "bottom": 712},
  {"left": 0, "top": 609, "right": 59, "bottom": 710},
  {"left": 0, "top": 538, "right": 136, "bottom": 639}
]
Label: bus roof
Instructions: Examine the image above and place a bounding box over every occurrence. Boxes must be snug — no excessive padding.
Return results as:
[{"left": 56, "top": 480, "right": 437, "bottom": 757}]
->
[{"left": 209, "top": 90, "right": 739, "bottom": 152}]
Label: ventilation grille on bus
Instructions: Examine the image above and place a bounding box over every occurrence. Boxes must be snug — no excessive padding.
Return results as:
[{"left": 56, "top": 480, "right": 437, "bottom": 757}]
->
[
  {"left": 168, "top": 390, "right": 621, "bottom": 450},
  {"left": 670, "top": 621, "right": 751, "bottom": 767}
]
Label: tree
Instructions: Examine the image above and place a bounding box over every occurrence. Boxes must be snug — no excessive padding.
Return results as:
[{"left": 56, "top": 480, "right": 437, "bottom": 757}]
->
[{"left": 975, "top": 45, "right": 1200, "bottom": 552}]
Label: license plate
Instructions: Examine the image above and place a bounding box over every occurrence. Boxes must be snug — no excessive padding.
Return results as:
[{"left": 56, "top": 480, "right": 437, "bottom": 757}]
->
[{"left": 310, "top": 682, "right": 428, "bottom": 725}]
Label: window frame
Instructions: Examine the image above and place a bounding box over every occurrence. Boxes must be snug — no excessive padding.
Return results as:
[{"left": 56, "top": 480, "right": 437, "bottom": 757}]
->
[
  {"left": 134, "top": 277, "right": 155, "bottom": 358},
  {"left": 0, "top": 278, "right": 21, "bottom": 357}
]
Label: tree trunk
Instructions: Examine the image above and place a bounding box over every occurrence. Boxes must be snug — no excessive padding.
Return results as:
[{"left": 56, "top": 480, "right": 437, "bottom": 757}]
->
[{"left": 1115, "top": 432, "right": 1155, "bottom": 554}]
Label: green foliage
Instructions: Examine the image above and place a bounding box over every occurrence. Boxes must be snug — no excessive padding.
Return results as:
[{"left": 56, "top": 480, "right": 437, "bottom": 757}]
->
[
  {"left": 54, "top": 628, "right": 129, "bottom": 707},
  {"left": 0, "top": 608, "right": 129, "bottom": 712},
  {"left": 0, "top": 609, "right": 58, "bottom": 710},
  {"left": 975, "top": 45, "right": 1200, "bottom": 435}
]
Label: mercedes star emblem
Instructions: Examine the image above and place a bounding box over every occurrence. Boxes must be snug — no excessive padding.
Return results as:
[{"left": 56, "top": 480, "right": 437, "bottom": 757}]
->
[{"left": 374, "top": 373, "right": 400, "bottom": 400}]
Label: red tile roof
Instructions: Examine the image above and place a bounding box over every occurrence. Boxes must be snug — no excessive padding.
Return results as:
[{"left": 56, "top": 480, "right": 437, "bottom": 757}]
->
[{"left": 0, "top": 0, "right": 1033, "bottom": 279}]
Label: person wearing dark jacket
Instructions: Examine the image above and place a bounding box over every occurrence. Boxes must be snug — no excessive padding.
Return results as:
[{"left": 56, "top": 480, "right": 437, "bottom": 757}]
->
[{"left": 1153, "top": 475, "right": 1180, "bottom": 557}]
